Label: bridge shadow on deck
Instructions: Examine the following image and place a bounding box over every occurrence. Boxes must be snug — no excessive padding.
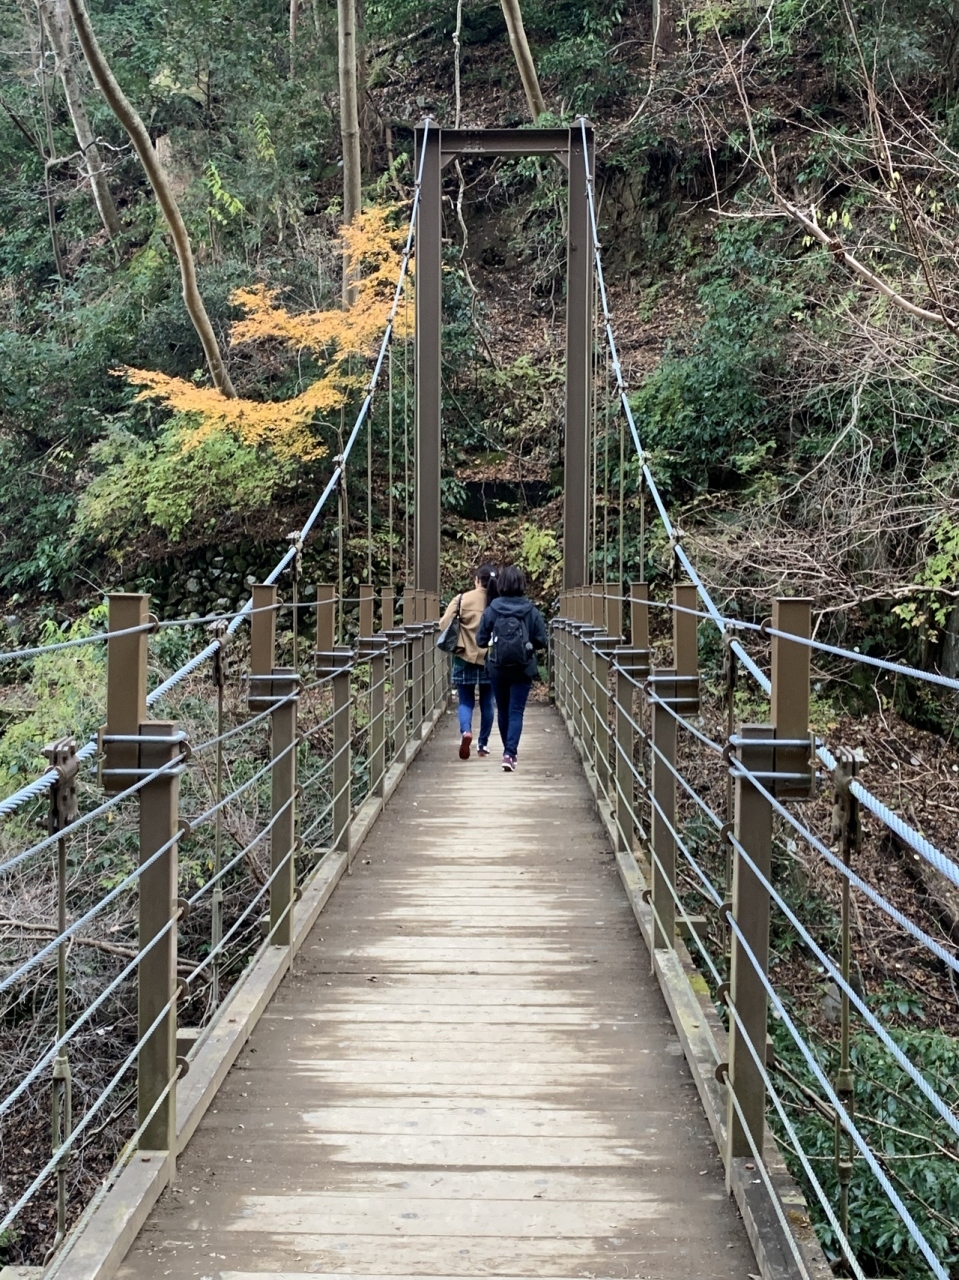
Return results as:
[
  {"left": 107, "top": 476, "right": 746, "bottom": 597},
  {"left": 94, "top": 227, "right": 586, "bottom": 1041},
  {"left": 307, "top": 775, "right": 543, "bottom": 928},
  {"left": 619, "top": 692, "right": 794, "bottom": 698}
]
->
[{"left": 118, "top": 704, "right": 756, "bottom": 1280}]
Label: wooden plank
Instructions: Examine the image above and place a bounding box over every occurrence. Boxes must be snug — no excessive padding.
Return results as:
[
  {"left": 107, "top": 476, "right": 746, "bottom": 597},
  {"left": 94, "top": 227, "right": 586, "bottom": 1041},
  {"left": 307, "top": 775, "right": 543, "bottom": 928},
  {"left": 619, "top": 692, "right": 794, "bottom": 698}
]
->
[{"left": 115, "top": 707, "right": 759, "bottom": 1280}]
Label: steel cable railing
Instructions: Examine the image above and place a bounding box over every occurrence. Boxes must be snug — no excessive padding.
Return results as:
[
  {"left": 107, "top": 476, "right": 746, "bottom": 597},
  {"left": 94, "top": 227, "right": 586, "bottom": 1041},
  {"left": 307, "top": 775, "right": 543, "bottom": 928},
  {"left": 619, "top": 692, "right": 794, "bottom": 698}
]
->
[
  {"left": 0, "top": 121, "right": 432, "bottom": 826},
  {"left": 2, "top": 611, "right": 449, "bottom": 1266},
  {"left": 552, "top": 602, "right": 959, "bottom": 1279},
  {"left": 575, "top": 116, "right": 959, "bottom": 910},
  {"left": 0, "top": 116, "right": 447, "bottom": 1268},
  {"left": 572, "top": 127, "right": 959, "bottom": 1276}
]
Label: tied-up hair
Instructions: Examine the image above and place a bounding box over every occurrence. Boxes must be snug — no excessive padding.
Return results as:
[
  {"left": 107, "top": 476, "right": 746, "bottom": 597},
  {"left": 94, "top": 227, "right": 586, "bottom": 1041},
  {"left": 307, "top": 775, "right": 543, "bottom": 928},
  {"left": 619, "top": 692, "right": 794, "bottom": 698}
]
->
[{"left": 475, "top": 563, "right": 499, "bottom": 602}]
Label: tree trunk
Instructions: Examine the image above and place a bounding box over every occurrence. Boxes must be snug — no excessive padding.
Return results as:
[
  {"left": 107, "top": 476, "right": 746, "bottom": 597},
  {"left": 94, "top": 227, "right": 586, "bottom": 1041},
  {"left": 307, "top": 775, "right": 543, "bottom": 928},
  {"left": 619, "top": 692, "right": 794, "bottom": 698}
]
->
[
  {"left": 500, "top": 0, "right": 546, "bottom": 121},
  {"left": 65, "top": 0, "right": 236, "bottom": 397},
  {"left": 651, "top": 0, "right": 676, "bottom": 62},
  {"left": 36, "top": 16, "right": 67, "bottom": 278},
  {"left": 337, "top": 0, "right": 362, "bottom": 299},
  {"left": 38, "top": 0, "right": 121, "bottom": 239},
  {"left": 289, "top": 0, "right": 299, "bottom": 75}
]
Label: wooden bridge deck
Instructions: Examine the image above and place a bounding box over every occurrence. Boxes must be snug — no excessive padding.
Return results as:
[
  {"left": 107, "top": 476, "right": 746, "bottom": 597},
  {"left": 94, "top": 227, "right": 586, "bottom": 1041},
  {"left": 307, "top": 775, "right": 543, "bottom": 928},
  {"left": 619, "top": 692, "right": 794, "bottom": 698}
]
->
[{"left": 117, "top": 703, "right": 756, "bottom": 1280}]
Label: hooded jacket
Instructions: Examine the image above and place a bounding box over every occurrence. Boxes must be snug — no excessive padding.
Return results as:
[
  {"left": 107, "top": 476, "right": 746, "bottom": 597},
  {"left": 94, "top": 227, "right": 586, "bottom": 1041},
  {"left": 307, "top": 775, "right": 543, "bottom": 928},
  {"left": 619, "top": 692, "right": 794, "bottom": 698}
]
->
[{"left": 476, "top": 596, "right": 548, "bottom": 680}]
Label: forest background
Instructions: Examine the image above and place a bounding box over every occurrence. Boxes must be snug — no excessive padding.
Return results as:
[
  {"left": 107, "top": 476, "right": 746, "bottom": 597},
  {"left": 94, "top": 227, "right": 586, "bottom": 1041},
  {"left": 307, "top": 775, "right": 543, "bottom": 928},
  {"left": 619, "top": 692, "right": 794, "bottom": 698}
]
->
[
  {"left": 3, "top": 0, "right": 959, "bottom": 1275},
  {"left": 1, "top": 0, "right": 958, "bottom": 708}
]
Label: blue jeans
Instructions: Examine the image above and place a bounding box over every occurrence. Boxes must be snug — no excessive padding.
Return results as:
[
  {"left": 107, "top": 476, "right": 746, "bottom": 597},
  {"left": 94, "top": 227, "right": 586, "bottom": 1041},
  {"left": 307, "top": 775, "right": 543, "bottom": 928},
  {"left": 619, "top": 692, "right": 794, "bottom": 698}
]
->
[
  {"left": 457, "top": 682, "right": 494, "bottom": 748},
  {"left": 492, "top": 674, "right": 532, "bottom": 758}
]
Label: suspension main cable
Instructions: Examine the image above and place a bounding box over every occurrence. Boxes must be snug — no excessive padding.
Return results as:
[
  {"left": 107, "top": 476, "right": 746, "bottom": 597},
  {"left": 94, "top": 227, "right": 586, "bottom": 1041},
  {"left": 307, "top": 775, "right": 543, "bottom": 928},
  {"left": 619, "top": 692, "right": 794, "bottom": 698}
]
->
[
  {"left": 1, "top": 126, "right": 432, "bottom": 823},
  {"left": 575, "top": 117, "right": 959, "bottom": 899}
]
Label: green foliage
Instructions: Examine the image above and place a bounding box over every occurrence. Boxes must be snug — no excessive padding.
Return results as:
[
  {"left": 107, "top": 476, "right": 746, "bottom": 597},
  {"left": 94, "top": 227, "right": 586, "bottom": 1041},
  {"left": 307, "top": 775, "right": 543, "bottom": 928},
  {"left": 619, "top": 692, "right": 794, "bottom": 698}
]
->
[
  {"left": 520, "top": 522, "right": 561, "bottom": 595},
  {"left": 0, "top": 609, "right": 107, "bottom": 802},
  {"left": 631, "top": 255, "right": 788, "bottom": 492},
  {"left": 772, "top": 1022, "right": 959, "bottom": 1275},
  {"left": 77, "top": 415, "right": 297, "bottom": 546},
  {"left": 893, "top": 517, "right": 959, "bottom": 642}
]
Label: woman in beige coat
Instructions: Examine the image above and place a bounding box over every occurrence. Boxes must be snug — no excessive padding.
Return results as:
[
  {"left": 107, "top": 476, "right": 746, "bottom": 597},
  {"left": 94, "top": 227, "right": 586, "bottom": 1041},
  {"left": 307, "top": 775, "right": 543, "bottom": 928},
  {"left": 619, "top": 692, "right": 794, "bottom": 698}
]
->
[{"left": 438, "top": 564, "right": 498, "bottom": 759}]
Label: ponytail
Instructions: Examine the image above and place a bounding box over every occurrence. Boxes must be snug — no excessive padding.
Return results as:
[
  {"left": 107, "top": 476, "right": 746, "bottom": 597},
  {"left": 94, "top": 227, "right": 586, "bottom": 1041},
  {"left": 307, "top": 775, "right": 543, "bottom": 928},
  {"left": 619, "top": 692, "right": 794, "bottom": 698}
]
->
[{"left": 475, "top": 563, "right": 499, "bottom": 603}]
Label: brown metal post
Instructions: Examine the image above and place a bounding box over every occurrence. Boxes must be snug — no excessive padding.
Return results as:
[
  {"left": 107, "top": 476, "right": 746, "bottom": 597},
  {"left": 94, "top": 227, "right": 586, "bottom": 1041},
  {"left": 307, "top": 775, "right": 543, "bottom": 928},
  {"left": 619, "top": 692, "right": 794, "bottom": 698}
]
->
[
  {"left": 390, "top": 633, "right": 409, "bottom": 762},
  {"left": 269, "top": 670, "right": 298, "bottom": 946},
  {"left": 315, "top": 584, "right": 336, "bottom": 657},
  {"left": 563, "top": 122, "right": 594, "bottom": 591},
  {"left": 101, "top": 594, "right": 149, "bottom": 793},
  {"left": 251, "top": 585, "right": 277, "bottom": 676},
  {"left": 594, "top": 642, "right": 611, "bottom": 799},
  {"left": 591, "top": 587, "right": 605, "bottom": 630},
  {"left": 673, "top": 583, "right": 698, "bottom": 682},
  {"left": 370, "top": 649, "right": 386, "bottom": 797},
  {"left": 614, "top": 662, "right": 634, "bottom": 853},
  {"left": 381, "top": 584, "right": 394, "bottom": 632},
  {"left": 414, "top": 121, "right": 442, "bottom": 597},
  {"left": 412, "top": 625, "right": 425, "bottom": 736},
  {"left": 605, "top": 582, "right": 622, "bottom": 638},
  {"left": 649, "top": 669, "right": 677, "bottom": 952},
  {"left": 137, "top": 721, "right": 181, "bottom": 1151},
  {"left": 630, "top": 583, "right": 649, "bottom": 651},
  {"left": 727, "top": 726, "right": 774, "bottom": 1158},
  {"left": 771, "top": 597, "right": 813, "bottom": 799},
  {"left": 402, "top": 588, "right": 415, "bottom": 626},
  {"left": 359, "top": 584, "right": 375, "bottom": 639},
  {"left": 332, "top": 662, "right": 351, "bottom": 855}
]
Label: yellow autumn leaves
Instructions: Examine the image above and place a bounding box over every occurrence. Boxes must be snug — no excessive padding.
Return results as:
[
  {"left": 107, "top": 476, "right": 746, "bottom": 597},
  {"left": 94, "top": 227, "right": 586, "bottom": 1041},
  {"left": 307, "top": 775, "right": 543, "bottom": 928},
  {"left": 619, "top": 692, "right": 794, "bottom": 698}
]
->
[{"left": 122, "top": 205, "right": 413, "bottom": 461}]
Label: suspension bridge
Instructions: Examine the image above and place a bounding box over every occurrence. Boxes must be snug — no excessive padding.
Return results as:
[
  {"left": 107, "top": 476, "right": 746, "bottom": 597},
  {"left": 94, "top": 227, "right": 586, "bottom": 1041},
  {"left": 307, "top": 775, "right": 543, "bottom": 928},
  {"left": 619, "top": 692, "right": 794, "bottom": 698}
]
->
[{"left": 2, "top": 121, "right": 959, "bottom": 1280}]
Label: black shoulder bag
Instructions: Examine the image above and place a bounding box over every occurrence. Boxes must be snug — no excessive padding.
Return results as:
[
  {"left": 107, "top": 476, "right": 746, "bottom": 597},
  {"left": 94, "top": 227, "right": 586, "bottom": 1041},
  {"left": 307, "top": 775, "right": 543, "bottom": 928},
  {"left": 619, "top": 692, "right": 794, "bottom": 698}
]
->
[{"left": 436, "top": 593, "right": 464, "bottom": 654}]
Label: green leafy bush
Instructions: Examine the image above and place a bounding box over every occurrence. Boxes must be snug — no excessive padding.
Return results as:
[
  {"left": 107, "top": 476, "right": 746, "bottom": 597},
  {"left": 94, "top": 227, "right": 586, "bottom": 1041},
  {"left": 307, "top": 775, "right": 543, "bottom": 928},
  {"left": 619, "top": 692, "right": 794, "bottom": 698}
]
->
[{"left": 78, "top": 416, "right": 297, "bottom": 547}]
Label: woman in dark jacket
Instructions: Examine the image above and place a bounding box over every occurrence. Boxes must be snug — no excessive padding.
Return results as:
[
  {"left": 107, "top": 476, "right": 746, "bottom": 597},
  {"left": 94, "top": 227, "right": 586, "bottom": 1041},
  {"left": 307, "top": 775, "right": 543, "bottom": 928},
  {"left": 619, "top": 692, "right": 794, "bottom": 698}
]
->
[{"left": 476, "top": 564, "right": 548, "bottom": 772}]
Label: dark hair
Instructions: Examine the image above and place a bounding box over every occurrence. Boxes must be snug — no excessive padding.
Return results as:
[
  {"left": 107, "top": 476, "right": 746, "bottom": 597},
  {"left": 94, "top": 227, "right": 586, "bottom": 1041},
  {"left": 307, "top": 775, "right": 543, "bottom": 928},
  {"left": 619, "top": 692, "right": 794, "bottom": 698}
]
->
[
  {"left": 474, "top": 563, "right": 499, "bottom": 602},
  {"left": 496, "top": 565, "right": 526, "bottom": 597}
]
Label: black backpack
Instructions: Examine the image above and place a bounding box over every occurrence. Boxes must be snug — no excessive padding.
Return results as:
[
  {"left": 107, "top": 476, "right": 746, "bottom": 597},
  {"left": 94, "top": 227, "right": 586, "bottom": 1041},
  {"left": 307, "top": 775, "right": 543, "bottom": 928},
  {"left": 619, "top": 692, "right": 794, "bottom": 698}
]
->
[{"left": 490, "top": 609, "right": 532, "bottom": 670}]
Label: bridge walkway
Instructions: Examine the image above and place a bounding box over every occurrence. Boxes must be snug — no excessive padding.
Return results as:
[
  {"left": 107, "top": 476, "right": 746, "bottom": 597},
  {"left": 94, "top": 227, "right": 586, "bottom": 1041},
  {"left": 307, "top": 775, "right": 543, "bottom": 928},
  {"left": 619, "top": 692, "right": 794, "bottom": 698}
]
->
[{"left": 117, "top": 704, "right": 756, "bottom": 1280}]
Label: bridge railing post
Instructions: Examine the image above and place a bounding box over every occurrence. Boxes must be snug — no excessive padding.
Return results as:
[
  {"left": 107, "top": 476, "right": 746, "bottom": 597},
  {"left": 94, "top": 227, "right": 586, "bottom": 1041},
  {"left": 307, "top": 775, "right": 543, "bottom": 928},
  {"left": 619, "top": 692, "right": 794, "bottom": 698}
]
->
[
  {"left": 370, "top": 640, "right": 387, "bottom": 799},
  {"left": 332, "top": 655, "right": 352, "bottom": 859},
  {"left": 251, "top": 584, "right": 299, "bottom": 949},
  {"left": 103, "top": 593, "right": 183, "bottom": 1157},
  {"left": 137, "top": 721, "right": 182, "bottom": 1154},
  {"left": 630, "top": 582, "right": 649, "bottom": 650},
  {"left": 725, "top": 596, "right": 813, "bottom": 1163},
  {"left": 673, "top": 583, "right": 701, "bottom": 715},
  {"left": 646, "top": 668, "right": 677, "bottom": 954},
  {"left": 726, "top": 726, "right": 774, "bottom": 1158},
  {"left": 593, "top": 639, "right": 619, "bottom": 804},
  {"left": 613, "top": 660, "right": 633, "bottom": 854},
  {"left": 103, "top": 593, "right": 183, "bottom": 1155},
  {"left": 268, "top": 670, "right": 298, "bottom": 946},
  {"left": 388, "top": 630, "right": 408, "bottom": 766},
  {"left": 613, "top": 649, "right": 650, "bottom": 856}
]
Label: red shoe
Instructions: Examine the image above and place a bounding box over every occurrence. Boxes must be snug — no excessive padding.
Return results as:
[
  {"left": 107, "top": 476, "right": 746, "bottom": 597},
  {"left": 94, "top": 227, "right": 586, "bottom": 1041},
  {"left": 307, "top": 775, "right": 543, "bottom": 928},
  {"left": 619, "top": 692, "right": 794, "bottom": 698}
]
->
[
  {"left": 459, "top": 732, "right": 472, "bottom": 760},
  {"left": 502, "top": 753, "right": 516, "bottom": 772}
]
